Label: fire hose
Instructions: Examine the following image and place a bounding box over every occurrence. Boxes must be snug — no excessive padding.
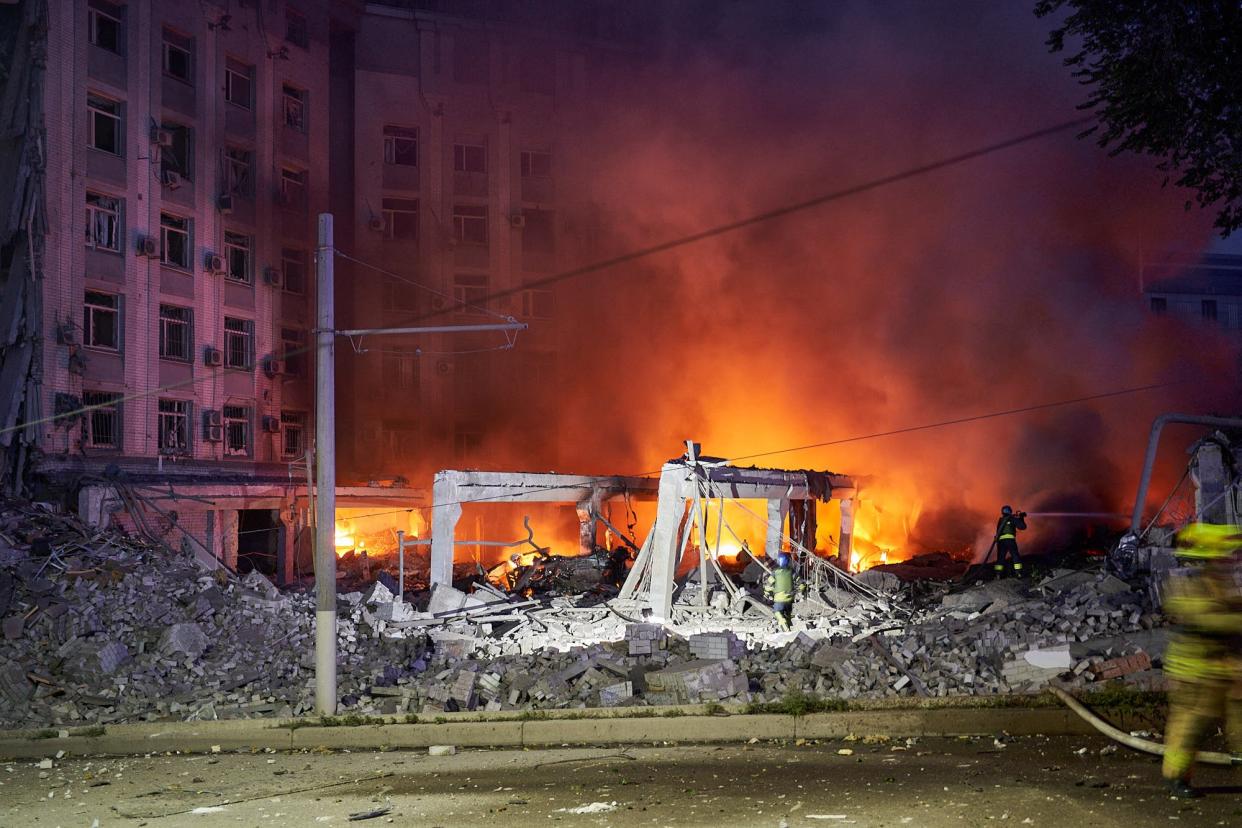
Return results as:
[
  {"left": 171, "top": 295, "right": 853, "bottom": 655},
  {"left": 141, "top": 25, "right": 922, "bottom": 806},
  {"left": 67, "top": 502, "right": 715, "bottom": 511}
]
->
[{"left": 1049, "top": 686, "right": 1242, "bottom": 767}]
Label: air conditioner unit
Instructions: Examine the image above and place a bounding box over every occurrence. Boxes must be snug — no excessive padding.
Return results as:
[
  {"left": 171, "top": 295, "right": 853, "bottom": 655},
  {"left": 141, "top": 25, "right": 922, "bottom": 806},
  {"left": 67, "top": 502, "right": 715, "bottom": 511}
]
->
[
  {"left": 261, "top": 415, "right": 281, "bottom": 433},
  {"left": 217, "top": 193, "right": 234, "bottom": 213},
  {"left": 137, "top": 236, "right": 158, "bottom": 257},
  {"left": 203, "top": 423, "right": 224, "bottom": 442},
  {"left": 152, "top": 128, "right": 174, "bottom": 147},
  {"left": 368, "top": 216, "right": 385, "bottom": 232},
  {"left": 162, "top": 170, "right": 183, "bottom": 189},
  {"left": 203, "top": 346, "right": 223, "bottom": 367},
  {"left": 205, "top": 253, "right": 225, "bottom": 273},
  {"left": 435, "top": 359, "right": 452, "bottom": 376},
  {"left": 262, "top": 356, "right": 283, "bottom": 378},
  {"left": 262, "top": 266, "right": 281, "bottom": 286},
  {"left": 55, "top": 322, "right": 76, "bottom": 345},
  {"left": 431, "top": 296, "right": 446, "bottom": 310},
  {"left": 204, "top": 409, "right": 223, "bottom": 427},
  {"left": 509, "top": 212, "right": 526, "bottom": 229}
]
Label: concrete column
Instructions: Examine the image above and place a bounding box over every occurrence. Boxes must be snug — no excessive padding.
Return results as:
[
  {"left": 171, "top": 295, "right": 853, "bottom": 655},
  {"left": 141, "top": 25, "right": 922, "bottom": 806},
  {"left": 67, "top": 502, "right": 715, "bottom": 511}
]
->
[
  {"left": 430, "top": 472, "right": 463, "bottom": 587},
  {"left": 207, "top": 510, "right": 224, "bottom": 563},
  {"left": 1193, "top": 441, "right": 1231, "bottom": 524},
  {"left": 837, "top": 498, "right": 854, "bottom": 570},
  {"left": 647, "top": 466, "right": 689, "bottom": 621},
  {"left": 765, "top": 499, "right": 790, "bottom": 559},
  {"left": 278, "top": 512, "right": 295, "bottom": 585},
  {"left": 221, "top": 510, "right": 239, "bottom": 570}
]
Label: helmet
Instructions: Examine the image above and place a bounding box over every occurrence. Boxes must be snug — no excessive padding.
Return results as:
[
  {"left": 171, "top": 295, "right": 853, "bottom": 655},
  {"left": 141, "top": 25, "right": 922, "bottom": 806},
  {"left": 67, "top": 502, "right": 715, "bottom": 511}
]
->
[
  {"left": 1175, "top": 523, "right": 1242, "bottom": 561},
  {"left": 1001, "top": 505, "right": 1013, "bottom": 516},
  {"left": 776, "top": 552, "right": 791, "bottom": 568},
  {"left": 510, "top": 553, "right": 521, "bottom": 564}
]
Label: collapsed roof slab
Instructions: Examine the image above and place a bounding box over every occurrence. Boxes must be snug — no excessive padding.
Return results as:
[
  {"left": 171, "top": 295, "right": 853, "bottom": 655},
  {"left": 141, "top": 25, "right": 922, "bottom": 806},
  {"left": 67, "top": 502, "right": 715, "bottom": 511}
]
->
[{"left": 430, "top": 470, "right": 661, "bottom": 586}]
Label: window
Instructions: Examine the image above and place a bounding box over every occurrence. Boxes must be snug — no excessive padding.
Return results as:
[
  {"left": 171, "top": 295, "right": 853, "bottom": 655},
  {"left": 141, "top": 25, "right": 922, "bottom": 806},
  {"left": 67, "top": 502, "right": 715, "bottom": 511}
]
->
[
  {"left": 382, "top": 198, "right": 418, "bottom": 241},
  {"left": 520, "top": 150, "right": 552, "bottom": 178},
  {"left": 280, "top": 167, "right": 306, "bottom": 209},
  {"left": 281, "top": 248, "right": 306, "bottom": 295},
  {"left": 87, "top": 93, "right": 122, "bottom": 155},
  {"left": 83, "top": 291, "right": 120, "bottom": 350},
  {"left": 453, "top": 274, "right": 488, "bottom": 310},
  {"left": 85, "top": 192, "right": 121, "bottom": 252},
  {"left": 383, "top": 125, "right": 418, "bottom": 167},
  {"left": 159, "top": 213, "right": 190, "bottom": 269},
  {"left": 454, "top": 428, "right": 483, "bottom": 461},
  {"left": 280, "top": 327, "right": 306, "bottom": 377},
  {"left": 225, "top": 146, "right": 253, "bottom": 196},
  {"left": 157, "top": 399, "right": 190, "bottom": 455},
  {"left": 521, "top": 289, "right": 555, "bottom": 320},
  {"left": 282, "top": 85, "right": 307, "bottom": 132},
  {"left": 224, "top": 317, "right": 253, "bottom": 369},
  {"left": 285, "top": 7, "right": 309, "bottom": 49},
  {"left": 224, "top": 231, "right": 252, "bottom": 283},
  {"left": 88, "top": 1, "right": 123, "bottom": 55},
  {"left": 224, "top": 61, "right": 253, "bottom": 109},
  {"left": 383, "top": 277, "right": 417, "bottom": 311},
  {"left": 158, "top": 305, "right": 192, "bottom": 362},
  {"left": 162, "top": 28, "right": 192, "bottom": 82},
  {"left": 452, "top": 205, "right": 488, "bottom": 245},
  {"left": 522, "top": 208, "right": 554, "bottom": 253},
  {"left": 281, "top": 411, "right": 306, "bottom": 457},
  {"left": 82, "top": 390, "right": 121, "bottom": 449},
  {"left": 159, "top": 122, "right": 193, "bottom": 181},
  {"left": 1202, "top": 299, "right": 1218, "bottom": 321},
  {"left": 381, "top": 351, "right": 418, "bottom": 391},
  {"left": 453, "top": 143, "right": 486, "bottom": 173},
  {"left": 223, "top": 404, "right": 251, "bottom": 456},
  {"left": 1150, "top": 297, "right": 1167, "bottom": 314}
]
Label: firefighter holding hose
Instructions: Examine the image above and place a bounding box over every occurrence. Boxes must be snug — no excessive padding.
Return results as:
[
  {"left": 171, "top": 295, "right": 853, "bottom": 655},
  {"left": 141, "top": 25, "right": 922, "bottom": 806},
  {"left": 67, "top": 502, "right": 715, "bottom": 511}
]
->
[
  {"left": 1160, "top": 522, "right": 1242, "bottom": 799},
  {"left": 763, "top": 552, "right": 795, "bottom": 631},
  {"left": 993, "top": 505, "right": 1027, "bottom": 577}
]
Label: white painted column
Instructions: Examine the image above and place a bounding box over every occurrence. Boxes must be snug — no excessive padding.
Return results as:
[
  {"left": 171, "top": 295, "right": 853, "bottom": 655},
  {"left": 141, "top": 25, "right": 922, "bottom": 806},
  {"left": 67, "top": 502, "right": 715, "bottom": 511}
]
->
[
  {"left": 430, "top": 472, "right": 463, "bottom": 587},
  {"left": 647, "top": 465, "right": 688, "bottom": 620},
  {"left": 765, "top": 499, "right": 790, "bottom": 559}
]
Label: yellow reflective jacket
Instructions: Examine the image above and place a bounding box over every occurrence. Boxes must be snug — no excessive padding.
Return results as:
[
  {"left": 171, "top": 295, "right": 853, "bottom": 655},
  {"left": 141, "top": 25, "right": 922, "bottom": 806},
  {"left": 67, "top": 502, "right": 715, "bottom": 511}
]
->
[{"left": 1163, "top": 568, "right": 1242, "bottom": 682}]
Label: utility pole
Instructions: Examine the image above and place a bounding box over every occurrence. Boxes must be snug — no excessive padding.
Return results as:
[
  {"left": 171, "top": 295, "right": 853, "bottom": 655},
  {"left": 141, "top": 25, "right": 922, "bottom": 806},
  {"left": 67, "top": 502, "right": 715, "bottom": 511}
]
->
[{"left": 314, "top": 213, "right": 337, "bottom": 715}]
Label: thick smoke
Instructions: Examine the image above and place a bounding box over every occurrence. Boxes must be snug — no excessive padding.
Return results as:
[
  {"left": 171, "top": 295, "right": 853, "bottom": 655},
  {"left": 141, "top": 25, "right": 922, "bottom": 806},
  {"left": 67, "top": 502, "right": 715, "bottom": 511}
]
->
[{"left": 480, "top": 1, "right": 1239, "bottom": 560}]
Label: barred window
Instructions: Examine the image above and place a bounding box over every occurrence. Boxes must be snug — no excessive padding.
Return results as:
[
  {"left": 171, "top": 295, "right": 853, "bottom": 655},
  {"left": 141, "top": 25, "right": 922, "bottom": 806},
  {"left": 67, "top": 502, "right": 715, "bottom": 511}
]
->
[
  {"left": 521, "top": 289, "right": 555, "bottom": 320},
  {"left": 225, "top": 146, "right": 252, "bottom": 197},
  {"left": 85, "top": 192, "right": 121, "bottom": 252},
  {"left": 453, "top": 143, "right": 486, "bottom": 173},
  {"left": 83, "top": 390, "right": 121, "bottom": 449},
  {"left": 157, "top": 398, "right": 190, "bottom": 455},
  {"left": 280, "top": 411, "right": 305, "bottom": 457},
  {"left": 224, "top": 231, "right": 252, "bottom": 283},
  {"left": 160, "top": 212, "right": 190, "bottom": 269},
  {"left": 520, "top": 150, "right": 552, "bottom": 178},
  {"left": 224, "top": 317, "right": 253, "bottom": 369},
  {"left": 83, "top": 291, "right": 120, "bottom": 350},
  {"left": 381, "top": 351, "right": 418, "bottom": 391},
  {"left": 223, "top": 404, "right": 251, "bottom": 456},
  {"left": 383, "top": 125, "right": 417, "bottom": 167},
  {"left": 283, "top": 84, "right": 307, "bottom": 132},
  {"left": 382, "top": 198, "right": 418, "bottom": 241},
  {"left": 452, "top": 205, "right": 488, "bottom": 245},
  {"left": 281, "top": 248, "right": 306, "bottom": 294},
  {"left": 280, "top": 327, "right": 306, "bottom": 377},
  {"left": 383, "top": 276, "right": 418, "bottom": 311},
  {"left": 158, "top": 305, "right": 192, "bottom": 362}
]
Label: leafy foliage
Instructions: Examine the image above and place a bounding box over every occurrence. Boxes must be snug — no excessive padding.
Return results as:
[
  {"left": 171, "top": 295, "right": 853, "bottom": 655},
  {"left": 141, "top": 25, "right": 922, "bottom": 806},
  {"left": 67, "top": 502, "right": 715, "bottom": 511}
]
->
[{"left": 1036, "top": 1, "right": 1242, "bottom": 235}]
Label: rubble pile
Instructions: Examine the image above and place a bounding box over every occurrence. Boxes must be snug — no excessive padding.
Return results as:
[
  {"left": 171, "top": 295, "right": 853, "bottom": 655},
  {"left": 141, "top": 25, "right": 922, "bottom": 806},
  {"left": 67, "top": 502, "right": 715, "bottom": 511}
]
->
[{"left": 0, "top": 498, "right": 1170, "bottom": 728}]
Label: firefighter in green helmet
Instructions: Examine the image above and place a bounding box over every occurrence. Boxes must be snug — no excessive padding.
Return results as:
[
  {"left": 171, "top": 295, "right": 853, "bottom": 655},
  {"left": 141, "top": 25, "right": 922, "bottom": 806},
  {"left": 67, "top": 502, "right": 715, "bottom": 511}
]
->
[{"left": 1160, "top": 522, "right": 1242, "bottom": 799}]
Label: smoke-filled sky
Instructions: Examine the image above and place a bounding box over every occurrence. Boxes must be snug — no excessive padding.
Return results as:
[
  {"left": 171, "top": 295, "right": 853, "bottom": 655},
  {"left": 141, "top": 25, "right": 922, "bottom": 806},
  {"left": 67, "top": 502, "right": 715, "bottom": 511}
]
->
[{"left": 477, "top": 1, "right": 1240, "bottom": 559}]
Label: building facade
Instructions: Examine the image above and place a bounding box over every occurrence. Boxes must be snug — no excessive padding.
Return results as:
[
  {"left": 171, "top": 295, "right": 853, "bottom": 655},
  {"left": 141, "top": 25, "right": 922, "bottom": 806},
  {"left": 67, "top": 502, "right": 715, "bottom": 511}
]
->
[{"left": 1142, "top": 253, "right": 1242, "bottom": 333}]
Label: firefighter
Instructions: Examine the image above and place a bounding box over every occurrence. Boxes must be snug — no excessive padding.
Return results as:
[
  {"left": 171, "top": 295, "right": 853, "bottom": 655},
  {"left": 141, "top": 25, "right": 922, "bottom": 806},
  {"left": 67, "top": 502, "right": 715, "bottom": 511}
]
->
[
  {"left": 763, "top": 552, "right": 795, "bottom": 631},
  {"left": 993, "top": 505, "right": 1027, "bottom": 577},
  {"left": 1160, "top": 522, "right": 1242, "bottom": 799},
  {"left": 601, "top": 545, "right": 632, "bottom": 589},
  {"left": 486, "top": 553, "right": 523, "bottom": 592}
]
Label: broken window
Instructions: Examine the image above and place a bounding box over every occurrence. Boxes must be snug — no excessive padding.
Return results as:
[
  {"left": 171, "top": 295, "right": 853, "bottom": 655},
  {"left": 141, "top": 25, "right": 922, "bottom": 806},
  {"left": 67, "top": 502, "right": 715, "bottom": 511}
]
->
[
  {"left": 283, "top": 84, "right": 307, "bottom": 132},
  {"left": 224, "top": 60, "right": 253, "bottom": 110},
  {"left": 1150, "top": 297, "right": 1167, "bottom": 314},
  {"left": 83, "top": 291, "right": 120, "bottom": 351},
  {"left": 280, "top": 327, "right": 306, "bottom": 377},
  {"left": 453, "top": 143, "right": 486, "bottom": 174},
  {"left": 520, "top": 150, "right": 552, "bottom": 178},
  {"left": 158, "top": 304, "right": 192, "bottom": 362},
  {"left": 452, "top": 273, "right": 489, "bottom": 311},
  {"left": 1202, "top": 299, "right": 1217, "bottom": 321},
  {"left": 223, "top": 404, "right": 251, "bottom": 456},
  {"left": 159, "top": 212, "right": 190, "bottom": 269},
  {"left": 281, "top": 411, "right": 305, "bottom": 457},
  {"left": 225, "top": 146, "right": 253, "bottom": 197},
  {"left": 280, "top": 167, "right": 307, "bottom": 209},
  {"left": 452, "top": 205, "right": 488, "bottom": 245},
  {"left": 85, "top": 192, "right": 121, "bottom": 252},
  {"left": 384, "top": 125, "right": 418, "bottom": 167},
  {"left": 159, "top": 122, "right": 193, "bottom": 181},
  {"left": 224, "top": 317, "right": 253, "bottom": 369},
  {"left": 157, "top": 398, "right": 190, "bottom": 455},
  {"left": 88, "top": 1, "right": 123, "bottom": 55},
  {"left": 382, "top": 197, "right": 419, "bottom": 241},
  {"left": 83, "top": 390, "right": 121, "bottom": 449},
  {"left": 281, "top": 247, "right": 306, "bottom": 294},
  {"left": 224, "top": 231, "right": 252, "bottom": 283},
  {"left": 162, "top": 27, "right": 192, "bottom": 82},
  {"left": 87, "top": 93, "right": 122, "bottom": 155},
  {"left": 285, "top": 6, "right": 309, "bottom": 49}
]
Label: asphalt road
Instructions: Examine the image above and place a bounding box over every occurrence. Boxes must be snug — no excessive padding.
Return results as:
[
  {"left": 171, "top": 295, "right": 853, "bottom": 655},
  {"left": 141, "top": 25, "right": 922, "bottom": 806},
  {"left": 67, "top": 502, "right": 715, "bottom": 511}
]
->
[{"left": 2, "top": 733, "right": 1240, "bottom": 827}]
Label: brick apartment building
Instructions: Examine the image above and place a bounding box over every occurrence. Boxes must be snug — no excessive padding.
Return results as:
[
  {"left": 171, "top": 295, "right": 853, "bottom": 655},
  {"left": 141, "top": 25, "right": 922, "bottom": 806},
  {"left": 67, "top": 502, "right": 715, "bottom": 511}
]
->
[{"left": 0, "top": 0, "right": 643, "bottom": 582}]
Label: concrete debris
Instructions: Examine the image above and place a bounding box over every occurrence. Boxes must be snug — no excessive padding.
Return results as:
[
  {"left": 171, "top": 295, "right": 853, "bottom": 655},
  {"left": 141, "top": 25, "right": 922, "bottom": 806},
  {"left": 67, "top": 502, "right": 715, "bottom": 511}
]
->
[{"left": 0, "top": 496, "right": 1174, "bottom": 728}]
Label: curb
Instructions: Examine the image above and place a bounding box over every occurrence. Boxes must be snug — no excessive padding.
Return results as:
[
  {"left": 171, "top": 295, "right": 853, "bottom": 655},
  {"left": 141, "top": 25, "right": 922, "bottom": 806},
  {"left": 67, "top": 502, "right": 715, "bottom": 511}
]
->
[{"left": 0, "top": 704, "right": 1098, "bottom": 759}]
